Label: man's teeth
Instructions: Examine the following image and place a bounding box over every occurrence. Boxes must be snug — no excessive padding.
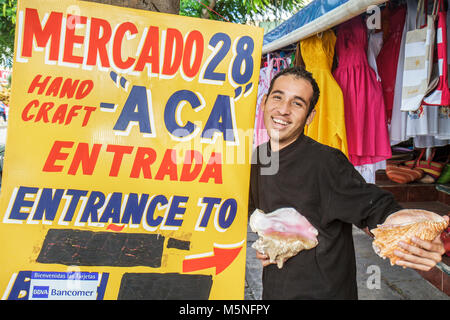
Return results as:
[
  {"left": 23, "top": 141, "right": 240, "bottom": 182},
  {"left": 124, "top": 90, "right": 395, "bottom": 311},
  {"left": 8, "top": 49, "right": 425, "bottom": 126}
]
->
[{"left": 273, "top": 118, "right": 288, "bottom": 125}]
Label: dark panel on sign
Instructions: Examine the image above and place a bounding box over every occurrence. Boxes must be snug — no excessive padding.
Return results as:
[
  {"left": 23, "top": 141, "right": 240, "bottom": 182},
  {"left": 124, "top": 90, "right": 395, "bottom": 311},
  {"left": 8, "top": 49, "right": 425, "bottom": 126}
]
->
[
  {"left": 118, "top": 273, "right": 213, "bottom": 300},
  {"left": 36, "top": 229, "right": 164, "bottom": 267},
  {"left": 167, "top": 238, "right": 190, "bottom": 250}
]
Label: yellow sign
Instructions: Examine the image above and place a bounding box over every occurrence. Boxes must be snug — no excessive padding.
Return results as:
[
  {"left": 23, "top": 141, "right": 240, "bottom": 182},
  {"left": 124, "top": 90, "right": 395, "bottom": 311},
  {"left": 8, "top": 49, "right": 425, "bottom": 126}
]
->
[{"left": 0, "top": 0, "right": 263, "bottom": 300}]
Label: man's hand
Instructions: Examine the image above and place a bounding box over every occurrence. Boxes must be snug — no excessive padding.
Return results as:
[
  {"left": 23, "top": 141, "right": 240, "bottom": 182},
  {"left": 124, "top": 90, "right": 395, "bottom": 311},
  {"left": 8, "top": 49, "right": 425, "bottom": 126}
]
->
[
  {"left": 255, "top": 251, "right": 275, "bottom": 267},
  {"left": 394, "top": 215, "right": 449, "bottom": 271}
]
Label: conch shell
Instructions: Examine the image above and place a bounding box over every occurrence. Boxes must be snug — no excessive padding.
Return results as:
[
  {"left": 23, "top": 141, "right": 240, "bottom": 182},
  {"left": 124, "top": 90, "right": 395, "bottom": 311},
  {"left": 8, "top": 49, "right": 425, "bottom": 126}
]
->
[
  {"left": 371, "top": 209, "right": 449, "bottom": 266},
  {"left": 249, "top": 208, "right": 318, "bottom": 268}
]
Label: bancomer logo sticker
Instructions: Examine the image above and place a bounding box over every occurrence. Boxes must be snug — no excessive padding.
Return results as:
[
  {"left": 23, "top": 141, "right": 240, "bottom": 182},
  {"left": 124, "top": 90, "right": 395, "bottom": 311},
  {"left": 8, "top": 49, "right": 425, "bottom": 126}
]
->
[
  {"left": 32, "top": 286, "right": 49, "bottom": 298},
  {"left": 29, "top": 271, "right": 103, "bottom": 300}
]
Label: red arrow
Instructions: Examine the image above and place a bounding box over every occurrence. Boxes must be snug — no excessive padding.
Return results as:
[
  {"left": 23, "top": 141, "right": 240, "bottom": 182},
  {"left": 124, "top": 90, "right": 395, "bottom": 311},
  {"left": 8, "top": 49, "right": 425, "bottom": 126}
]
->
[{"left": 183, "top": 244, "right": 243, "bottom": 275}]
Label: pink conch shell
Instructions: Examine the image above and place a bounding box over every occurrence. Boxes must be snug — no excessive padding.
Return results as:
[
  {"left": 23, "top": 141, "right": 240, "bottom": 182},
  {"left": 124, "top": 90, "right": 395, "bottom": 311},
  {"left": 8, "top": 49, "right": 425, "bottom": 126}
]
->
[
  {"left": 249, "top": 208, "right": 319, "bottom": 268},
  {"left": 371, "top": 209, "right": 448, "bottom": 266}
]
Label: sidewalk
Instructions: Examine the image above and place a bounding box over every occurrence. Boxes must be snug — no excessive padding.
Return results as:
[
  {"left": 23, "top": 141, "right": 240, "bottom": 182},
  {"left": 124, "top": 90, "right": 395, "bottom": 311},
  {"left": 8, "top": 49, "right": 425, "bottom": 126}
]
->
[{"left": 244, "top": 225, "right": 450, "bottom": 300}]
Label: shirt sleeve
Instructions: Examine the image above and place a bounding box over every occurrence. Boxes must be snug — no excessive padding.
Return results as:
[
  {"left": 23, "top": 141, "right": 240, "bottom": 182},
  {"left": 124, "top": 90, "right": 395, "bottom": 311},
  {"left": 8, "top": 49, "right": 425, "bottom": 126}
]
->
[
  {"left": 318, "top": 148, "right": 403, "bottom": 230},
  {"left": 248, "top": 150, "right": 259, "bottom": 218},
  {"left": 248, "top": 165, "right": 256, "bottom": 217}
]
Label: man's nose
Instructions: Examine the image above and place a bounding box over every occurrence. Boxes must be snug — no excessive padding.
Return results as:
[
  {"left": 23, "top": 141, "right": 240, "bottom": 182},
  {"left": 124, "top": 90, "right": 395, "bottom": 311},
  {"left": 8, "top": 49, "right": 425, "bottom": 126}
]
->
[{"left": 276, "top": 100, "right": 290, "bottom": 115}]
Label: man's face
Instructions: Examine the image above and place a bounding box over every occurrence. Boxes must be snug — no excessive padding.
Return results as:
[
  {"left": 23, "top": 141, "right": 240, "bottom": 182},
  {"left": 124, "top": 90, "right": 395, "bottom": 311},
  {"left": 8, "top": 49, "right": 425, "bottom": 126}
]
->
[{"left": 262, "top": 74, "right": 316, "bottom": 151}]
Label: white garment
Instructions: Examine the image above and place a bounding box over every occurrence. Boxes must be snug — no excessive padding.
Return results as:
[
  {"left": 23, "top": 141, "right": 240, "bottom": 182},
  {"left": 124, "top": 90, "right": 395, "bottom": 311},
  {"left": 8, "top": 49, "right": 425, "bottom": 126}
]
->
[
  {"left": 367, "top": 31, "right": 383, "bottom": 81},
  {"left": 390, "top": 0, "right": 449, "bottom": 147},
  {"left": 355, "top": 160, "right": 386, "bottom": 184},
  {"left": 389, "top": 2, "right": 409, "bottom": 145},
  {"left": 358, "top": 31, "right": 385, "bottom": 184},
  {"left": 408, "top": 3, "right": 450, "bottom": 148}
]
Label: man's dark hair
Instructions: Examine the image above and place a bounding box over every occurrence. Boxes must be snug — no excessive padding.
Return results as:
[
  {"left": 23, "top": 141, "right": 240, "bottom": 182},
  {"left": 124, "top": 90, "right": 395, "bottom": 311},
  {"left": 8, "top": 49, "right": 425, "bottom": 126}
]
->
[{"left": 265, "top": 66, "right": 320, "bottom": 116}]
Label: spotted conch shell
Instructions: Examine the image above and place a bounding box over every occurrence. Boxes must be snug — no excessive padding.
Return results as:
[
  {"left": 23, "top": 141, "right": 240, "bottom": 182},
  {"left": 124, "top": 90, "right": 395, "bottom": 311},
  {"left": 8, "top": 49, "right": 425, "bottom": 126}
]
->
[
  {"left": 249, "top": 208, "right": 319, "bottom": 268},
  {"left": 371, "top": 209, "right": 448, "bottom": 266}
]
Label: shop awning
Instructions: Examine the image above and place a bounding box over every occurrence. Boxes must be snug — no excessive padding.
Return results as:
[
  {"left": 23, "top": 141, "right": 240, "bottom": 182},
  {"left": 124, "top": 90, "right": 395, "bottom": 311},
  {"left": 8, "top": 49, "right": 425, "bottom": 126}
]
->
[{"left": 262, "top": 0, "right": 388, "bottom": 54}]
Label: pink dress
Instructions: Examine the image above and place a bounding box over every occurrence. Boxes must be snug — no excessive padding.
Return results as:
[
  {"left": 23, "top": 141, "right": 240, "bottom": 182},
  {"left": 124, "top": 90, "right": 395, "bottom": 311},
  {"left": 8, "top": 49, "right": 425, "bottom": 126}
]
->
[{"left": 333, "top": 16, "right": 392, "bottom": 167}]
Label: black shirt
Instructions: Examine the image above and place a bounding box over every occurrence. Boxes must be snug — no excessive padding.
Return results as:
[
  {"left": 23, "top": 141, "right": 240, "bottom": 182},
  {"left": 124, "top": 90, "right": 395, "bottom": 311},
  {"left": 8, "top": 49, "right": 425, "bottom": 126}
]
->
[{"left": 249, "top": 134, "right": 402, "bottom": 299}]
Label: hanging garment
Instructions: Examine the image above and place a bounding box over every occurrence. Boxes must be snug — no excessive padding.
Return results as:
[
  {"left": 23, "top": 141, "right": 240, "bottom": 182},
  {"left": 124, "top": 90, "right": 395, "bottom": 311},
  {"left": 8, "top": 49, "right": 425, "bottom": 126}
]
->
[
  {"left": 400, "top": 0, "right": 438, "bottom": 112},
  {"left": 390, "top": 0, "right": 442, "bottom": 145},
  {"left": 407, "top": 104, "right": 450, "bottom": 146},
  {"left": 301, "top": 30, "right": 348, "bottom": 157},
  {"left": 376, "top": 5, "right": 407, "bottom": 123},
  {"left": 400, "top": 0, "right": 450, "bottom": 148},
  {"left": 253, "top": 56, "right": 289, "bottom": 148},
  {"left": 423, "top": 0, "right": 450, "bottom": 106},
  {"left": 333, "top": 16, "right": 391, "bottom": 166},
  {"left": 448, "top": 2, "right": 450, "bottom": 83},
  {"left": 354, "top": 161, "right": 386, "bottom": 184},
  {"left": 253, "top": 65, "right": 272, "bottom": 148},
  {"left": 367, "top": 30, "right": 383, "bottom": 81},
  {"left": 359, "top": 30, "right": 387, "bottom": 184}
]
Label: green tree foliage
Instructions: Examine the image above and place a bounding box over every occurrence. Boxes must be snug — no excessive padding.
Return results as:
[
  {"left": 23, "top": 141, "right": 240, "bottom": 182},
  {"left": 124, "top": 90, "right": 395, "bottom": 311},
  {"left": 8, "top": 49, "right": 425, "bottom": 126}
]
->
[
  {"left": 180, "top": 0, "right": 305, "bottom": 24},
  {"left": 0, "top": 0, "right": 305, "bottom": 66},
  {"left": 0, "top": 0, "right": 16, "bottom": 67}
]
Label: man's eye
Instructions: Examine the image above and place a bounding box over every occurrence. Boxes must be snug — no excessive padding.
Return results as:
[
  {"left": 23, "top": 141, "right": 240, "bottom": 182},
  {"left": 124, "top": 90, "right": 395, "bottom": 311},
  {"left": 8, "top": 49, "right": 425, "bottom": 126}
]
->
[
  {"left": 293, "top": 101, "right": 303, "bottom": 107},
  {"left": 272, "top": 95, "right": 281, "bottom": 100}
]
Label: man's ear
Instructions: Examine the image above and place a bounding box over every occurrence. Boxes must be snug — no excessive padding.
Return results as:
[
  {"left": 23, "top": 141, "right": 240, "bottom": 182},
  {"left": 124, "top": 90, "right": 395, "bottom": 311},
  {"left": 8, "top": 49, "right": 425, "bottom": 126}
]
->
[
  {"left": 261, "top": 94, "right": 268, "bottom": 112},
  {"left": 306, "top": 108, "right": 316, "bottom": 125}
]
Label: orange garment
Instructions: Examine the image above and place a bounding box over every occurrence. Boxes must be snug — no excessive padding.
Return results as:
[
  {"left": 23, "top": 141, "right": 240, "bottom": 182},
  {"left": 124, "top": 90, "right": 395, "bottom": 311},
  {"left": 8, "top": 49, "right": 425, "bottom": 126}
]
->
[{"left": 302, "top": 30, "right": 349, "bottom": 157}]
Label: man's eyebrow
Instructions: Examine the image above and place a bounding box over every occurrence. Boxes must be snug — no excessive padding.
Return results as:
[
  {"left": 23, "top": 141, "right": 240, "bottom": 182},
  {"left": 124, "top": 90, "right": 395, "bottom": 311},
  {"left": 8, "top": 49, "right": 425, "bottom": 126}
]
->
[
  {"left": 293, "top": 95, "right": 309, "bottom": 106},
  {"left": 269, "top": 90, "right": 309, "bottom": 106},
  {"left": 269, "top": 90, "right": 284, "bottom": 96}
]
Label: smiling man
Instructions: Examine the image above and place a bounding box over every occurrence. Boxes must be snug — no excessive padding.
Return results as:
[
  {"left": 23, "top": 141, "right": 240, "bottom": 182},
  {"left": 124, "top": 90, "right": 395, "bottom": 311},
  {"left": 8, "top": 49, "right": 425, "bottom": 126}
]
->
[{"left": 249, "top": 66, "right": 448, "bottom": 300}]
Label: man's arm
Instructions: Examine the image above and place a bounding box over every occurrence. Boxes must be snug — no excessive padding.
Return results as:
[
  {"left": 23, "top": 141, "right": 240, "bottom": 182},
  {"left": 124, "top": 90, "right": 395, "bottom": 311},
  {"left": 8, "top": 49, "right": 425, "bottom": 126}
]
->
[{"left": 322, "top": 150, "right": 448, "bottom": 271}]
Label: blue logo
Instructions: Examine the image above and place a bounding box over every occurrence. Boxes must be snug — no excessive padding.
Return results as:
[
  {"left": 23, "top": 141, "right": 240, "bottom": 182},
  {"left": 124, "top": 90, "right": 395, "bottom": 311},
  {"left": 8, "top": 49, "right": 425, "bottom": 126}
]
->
[{"left": 32, "top": 286, "right": 49, "bottom": 298}]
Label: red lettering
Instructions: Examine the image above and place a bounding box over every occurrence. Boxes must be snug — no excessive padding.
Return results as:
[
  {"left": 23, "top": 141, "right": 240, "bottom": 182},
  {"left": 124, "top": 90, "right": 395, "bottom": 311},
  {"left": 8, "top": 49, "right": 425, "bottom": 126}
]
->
[
  {"left": 63, "top": 15, "right": 87, "bottom": 64},
  {"left": 45, "top": 77, "right": 63, "bottom": 97},
  {"left": 28, "top": 75, "right": 51, "bottom": 95},
  {"left": 106, "top": 145, "right": 134, "bottom": 177},
  {"left": 22, "top": 9, "right": 63, "bottom": 60},
  {"left": 162, "top": 28, "right": 183, "bottom": 76},
  {"left": 59, "top": 79, "right": 80, "bottom": 99},
  {"left": 67, "top": 143, "right": 102, "bottom": 175},
  {"left": 35, "top": 102, "right": 54, "bottom": 123},
  {"left": 135, "top": 26, "right": 160, "bottom": 74},
  {"left": 199, "top": 152, "right": 222, "bottom": 184},
  {"left": 43, "top": 141, "right": 74, "bottom": 172},
  {"left": 113, "top": 22, "right": 138, "bottom": 70},
  {"left": 130, "top": 147, "right": 157, "bottom": 179},
  {"left": 22, "top": 100, "right": 39, "bottom": 121},
  {"left": 75, "top": 80, "right": 94, "bottom": 99},
  {"left": 65, "top": 105, "right": 83, "bottom": 125},
  {"left": 28, "top": 76, "right": 93, "bottom": 100},
  {"left": 82, "top": 106, "right": 96, "bottom": 127},
  {"left": 182, "top": 30, "right": 204, "bottom": 78},
  {"left": 155, "top": 149, "right": 178, "bottom": 181},
  {"left": 52, "top": 104, "right": 68, "bottom": 124},
  {"left": 86, "top": 18, "right": 112, "bottom": 68},
  {"left": 180, "top": 150, "right": 203, "bottom": 182}
]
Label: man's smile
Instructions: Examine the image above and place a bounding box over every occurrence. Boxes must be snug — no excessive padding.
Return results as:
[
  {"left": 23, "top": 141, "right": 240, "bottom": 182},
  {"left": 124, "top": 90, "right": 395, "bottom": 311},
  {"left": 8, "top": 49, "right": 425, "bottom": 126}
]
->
[{"left": 271, "top": 116, "right": 290, "bottom": 128}]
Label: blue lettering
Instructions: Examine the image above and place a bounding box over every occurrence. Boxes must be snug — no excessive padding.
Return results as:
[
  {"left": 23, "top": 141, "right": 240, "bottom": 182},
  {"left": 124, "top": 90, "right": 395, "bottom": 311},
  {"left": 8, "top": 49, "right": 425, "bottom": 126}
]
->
[
  {"left": 164, "top": 90, "right": 201, "bottom": 138},
  {"left": 113, "top": 85, "right": 153, "bottom": 135},
  {"left": 121, "top": 193, "right": 149, "bottom": 225},
  {"left": 33, "top": 188, "right": 64, "bottom": 221},
  {"left": 218, "top": 198, "right": 237, "bottom": 229},
  {"left": 146, "top": 195, "right": 167, "bottom": 227},
  {"left": 199, "top": 197, "right": 221, "bottom": 228},
  {"left": 9, "top": 186, "right": 39, "bottom": 220},
  {"left": 201, "top": 95, "right": 235, "bottom": 142},
  {"left": 63, "top": 189, "right": 88, "bottom": 222},
  {"left": 80, "top": 191, "right": 105, "bottom": 223},
  {"left": 99, "top": 192, "right": 122, "bottom": 223},
  {"left": 164, "top": 195, "right": 188, "bottom": 227}
]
